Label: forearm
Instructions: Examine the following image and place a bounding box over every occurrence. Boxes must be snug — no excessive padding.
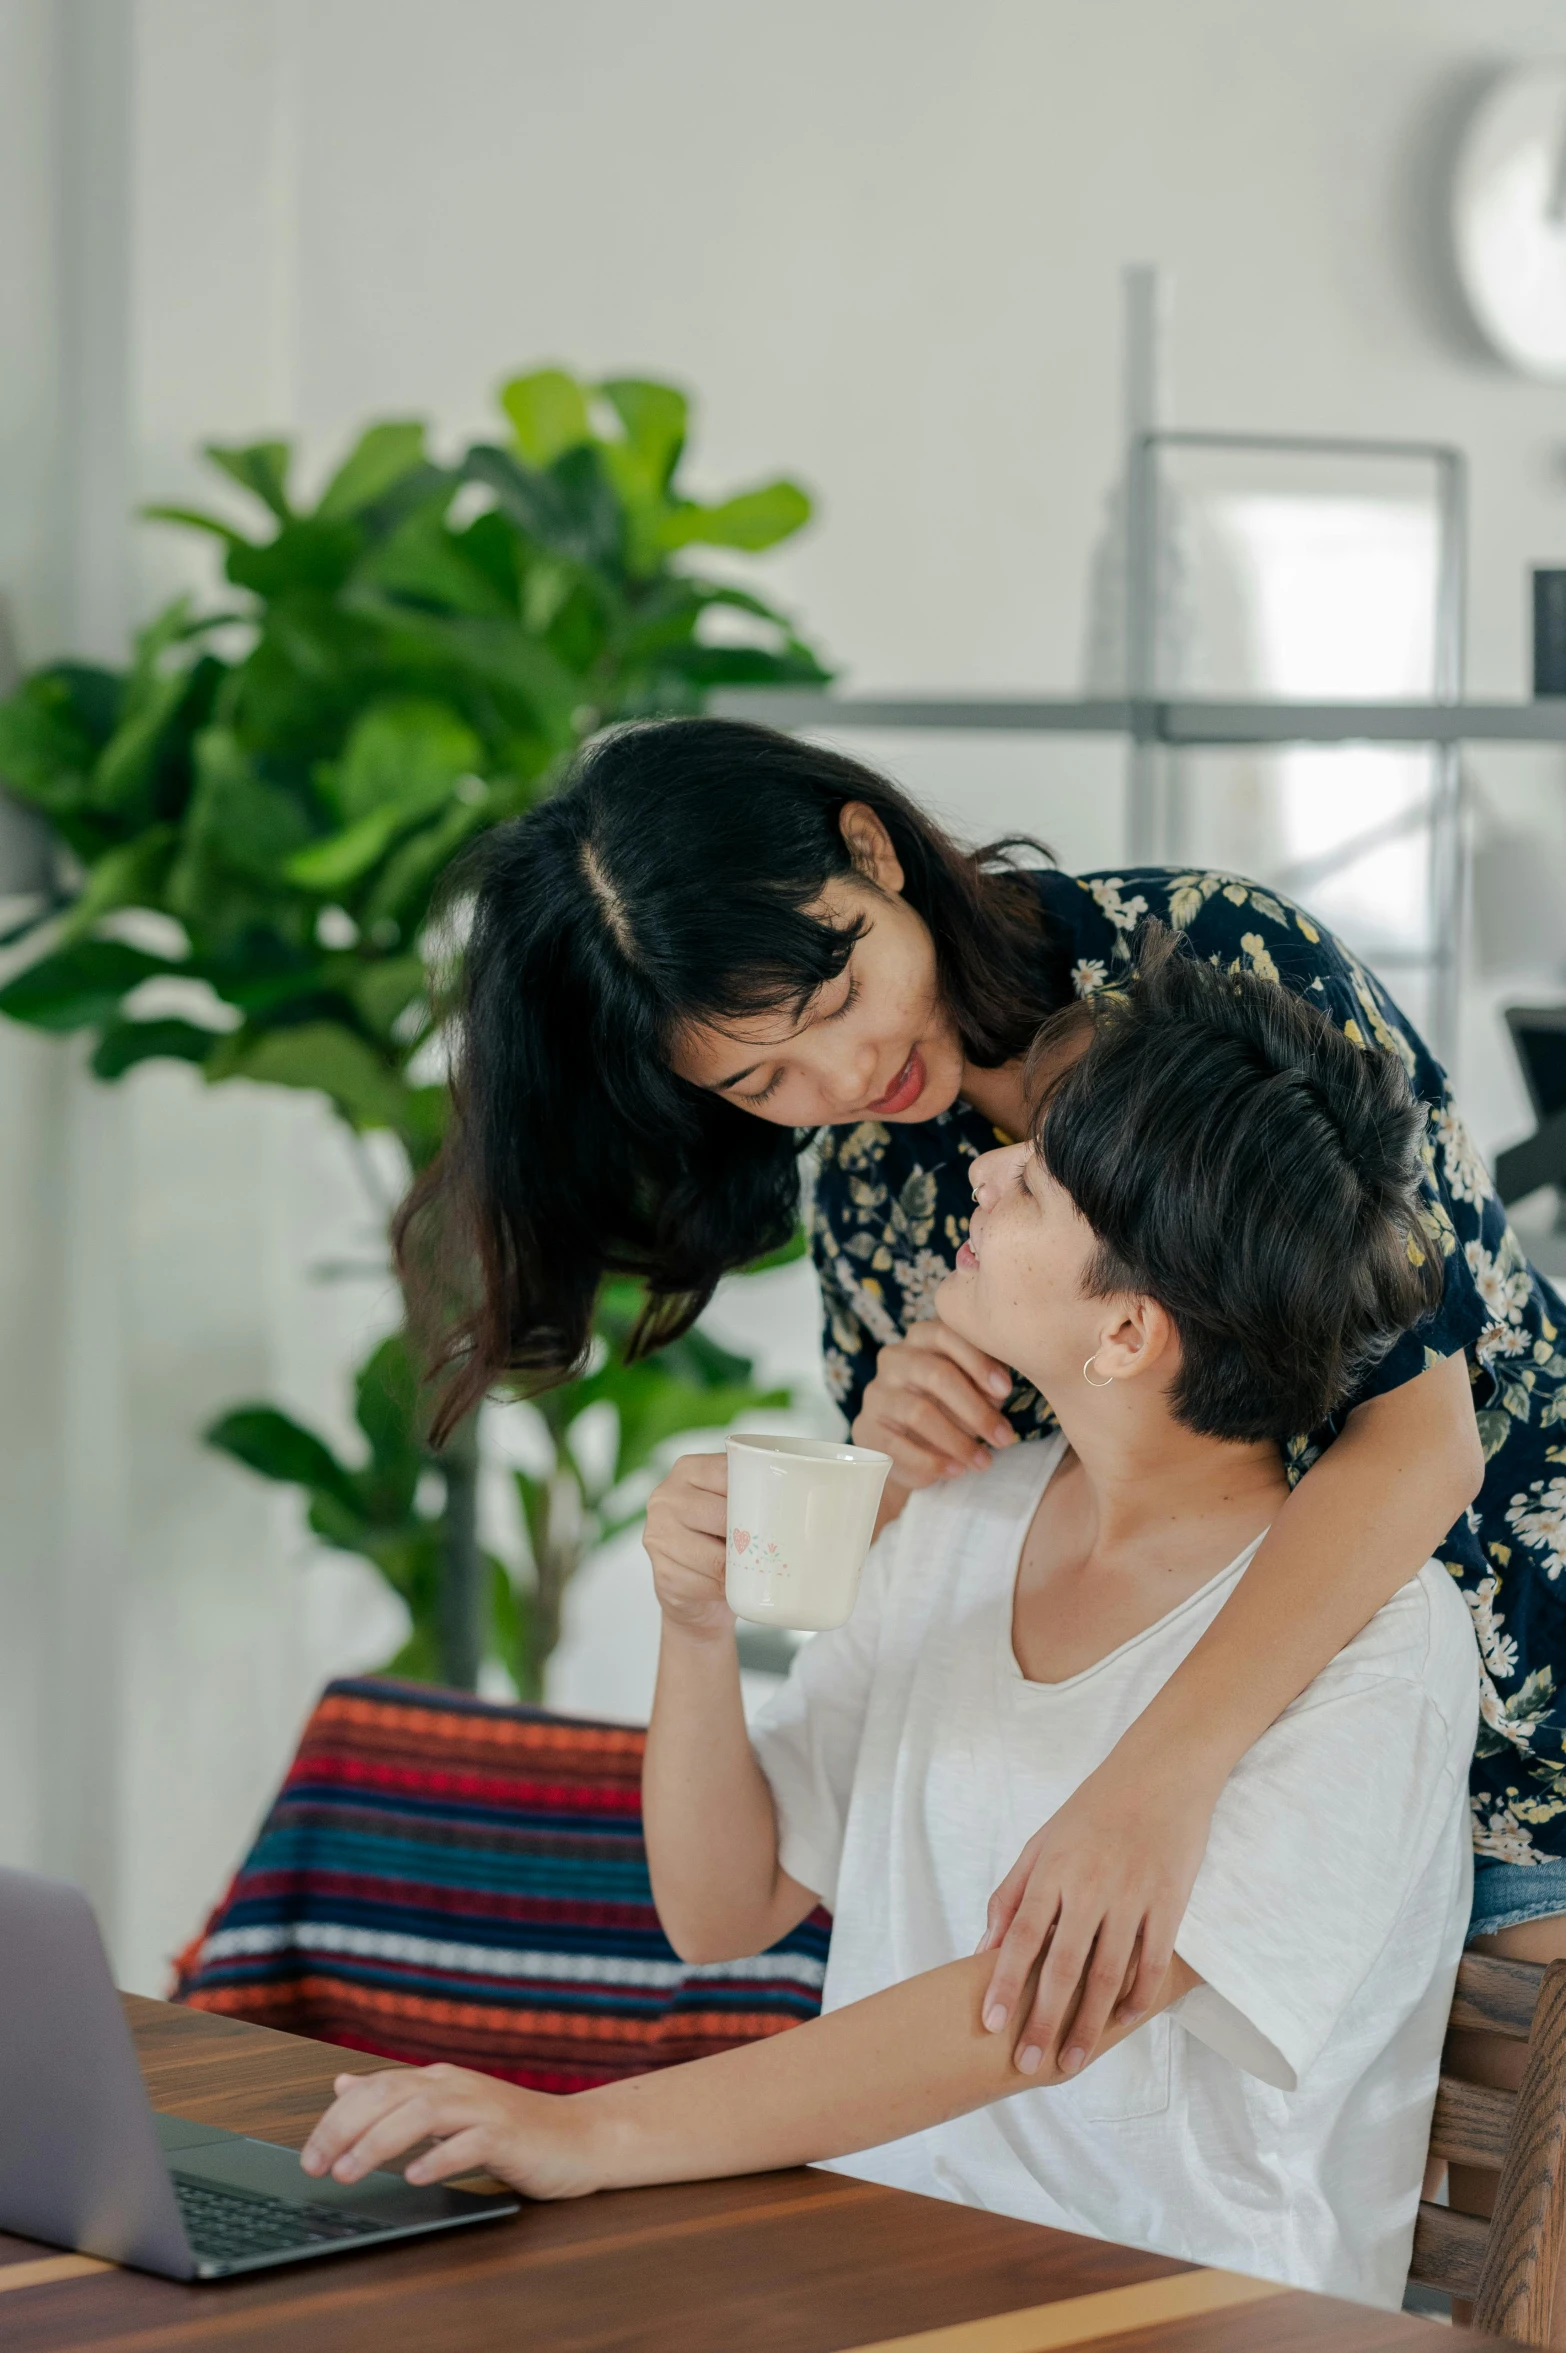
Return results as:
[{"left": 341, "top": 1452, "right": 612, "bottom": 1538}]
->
[
  {"left": 1110, "top": 1349, "right": 1483, "bottom": 1792},
  {"left": 580, "top": 1951, "right": 1192, "bottom": 2189},
  {"left": 643, "top": 1621, "right": 805, "bottom": 1962}
]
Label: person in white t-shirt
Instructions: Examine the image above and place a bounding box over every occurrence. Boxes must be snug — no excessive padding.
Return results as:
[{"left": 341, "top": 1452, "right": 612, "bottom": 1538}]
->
[{"left": 299, "top": 926, "right": 1480, "bottom": 2310}]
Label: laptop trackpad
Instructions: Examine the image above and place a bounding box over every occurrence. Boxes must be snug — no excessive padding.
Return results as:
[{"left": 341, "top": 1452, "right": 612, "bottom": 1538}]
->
[
  {"left": 162, "top": 2118, "right": 459, "bottom": 2223},
  {"left": 154, "top": 2113, "right": 234, "bottom": 2155}
]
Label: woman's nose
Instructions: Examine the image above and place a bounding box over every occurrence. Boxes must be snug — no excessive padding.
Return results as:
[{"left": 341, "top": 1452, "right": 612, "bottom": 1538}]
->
[
  {"left": 828, "top": 1044, "right": 881, "bottom": 1117},
  {"left": 971, "top": 1141, "right": 1028, "bottom": 1203},
  {"left": 969, "top": 1145, "right": 1005, "bottom": 1201}
]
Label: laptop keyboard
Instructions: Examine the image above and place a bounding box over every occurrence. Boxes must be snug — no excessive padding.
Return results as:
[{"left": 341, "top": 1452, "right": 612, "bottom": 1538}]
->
[{"left": 173, "top": 2173, "right": 386, "bottom": 2261}]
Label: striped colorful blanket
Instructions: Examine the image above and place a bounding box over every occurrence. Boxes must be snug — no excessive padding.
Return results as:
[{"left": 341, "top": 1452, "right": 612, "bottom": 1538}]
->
[{"left": 174, "top": 1676, "right": 829, "bottom": 2091}]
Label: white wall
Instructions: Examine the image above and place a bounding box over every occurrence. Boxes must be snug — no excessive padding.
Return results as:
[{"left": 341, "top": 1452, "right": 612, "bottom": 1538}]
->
[{"left": 3, "top": 0, "right": 1566, "bottom": 1991}]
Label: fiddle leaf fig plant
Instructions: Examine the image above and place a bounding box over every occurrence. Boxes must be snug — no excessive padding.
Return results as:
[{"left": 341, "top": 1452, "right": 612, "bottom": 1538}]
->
[{"left": 0, "top": 367, "right": 824, "bottom": 1691}]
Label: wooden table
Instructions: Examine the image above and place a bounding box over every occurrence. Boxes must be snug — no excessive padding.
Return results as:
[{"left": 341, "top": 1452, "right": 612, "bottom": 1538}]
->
[{"left": 0, "top": 1998, "right": 1500, "bottom": 2352}]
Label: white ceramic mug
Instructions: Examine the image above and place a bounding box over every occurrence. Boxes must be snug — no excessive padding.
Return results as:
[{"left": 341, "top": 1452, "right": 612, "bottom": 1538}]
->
[{"left": 724, "top": 1433, "right": 893, "bottom": 1634}]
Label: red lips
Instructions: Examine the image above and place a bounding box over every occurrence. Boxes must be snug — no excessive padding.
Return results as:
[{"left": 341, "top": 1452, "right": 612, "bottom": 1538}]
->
[{"left": 866, "top": 1047, "right": 926, "bottom": 1118}]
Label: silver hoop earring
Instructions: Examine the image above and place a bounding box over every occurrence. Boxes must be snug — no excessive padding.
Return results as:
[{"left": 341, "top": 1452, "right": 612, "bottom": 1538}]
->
[{"left": 1082, "top": 1352, "right": 1114, "bottom": 1388}]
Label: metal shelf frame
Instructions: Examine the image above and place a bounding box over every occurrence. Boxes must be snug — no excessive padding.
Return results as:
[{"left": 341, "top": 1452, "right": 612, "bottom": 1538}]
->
[
  {"left": 1127, "top": 430, "right": 1468, "bottom": 1055},
  {"left": 716, "top": 683, "right": 1565, "bottom": 1072},
  {"left": 717, "top": 691, "right": 1566, "bottom": 745},
  {"left": 717, "top": 437, "right": 1566, "bottom": 1069}
]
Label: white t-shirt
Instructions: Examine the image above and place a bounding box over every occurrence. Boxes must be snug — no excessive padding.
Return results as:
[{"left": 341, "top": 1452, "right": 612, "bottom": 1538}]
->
[{"left": 749, "top": 1436, "right": 1478, "bottom": 2309}]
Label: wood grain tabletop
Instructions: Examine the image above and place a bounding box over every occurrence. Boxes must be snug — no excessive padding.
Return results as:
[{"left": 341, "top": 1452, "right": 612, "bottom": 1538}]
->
[{"left": 0, "top": 1995, "right": 1503, "bottom": 2353}]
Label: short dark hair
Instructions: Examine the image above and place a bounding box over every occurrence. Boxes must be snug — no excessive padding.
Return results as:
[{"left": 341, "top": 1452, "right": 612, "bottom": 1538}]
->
[
  {"left": 397, "top": 717, "right": 1074, "bottom": 1438},
  {"left": 1032, "top": 925, "right": 1443, "bottom": 1444}
]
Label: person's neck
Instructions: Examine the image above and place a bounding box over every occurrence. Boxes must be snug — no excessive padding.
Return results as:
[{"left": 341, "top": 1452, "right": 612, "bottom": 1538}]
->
[
  {"left": 959, "top": 1023, "right": 1090, "bottom": 1142},
  {"left": 1040, "top": 1381, "right": 1286, "bottom": 1559},
  {"left": 957, "top": 1057, "right": 1029, "bottom": 1139}
]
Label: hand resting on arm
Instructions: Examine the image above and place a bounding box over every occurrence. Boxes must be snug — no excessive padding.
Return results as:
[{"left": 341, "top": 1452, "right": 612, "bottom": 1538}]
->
[
  {"left": 976, "top": 1346, "right": 1484, "bottom": 2076},
  {"left": 300, "top": 1927, "right": 1197, "bottom": 2201}
]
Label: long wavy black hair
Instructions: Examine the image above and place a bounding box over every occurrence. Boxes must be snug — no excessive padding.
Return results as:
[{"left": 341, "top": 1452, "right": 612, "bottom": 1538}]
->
[{"left": 397, "top": 716, "right": 1074, "bottom": 1438}]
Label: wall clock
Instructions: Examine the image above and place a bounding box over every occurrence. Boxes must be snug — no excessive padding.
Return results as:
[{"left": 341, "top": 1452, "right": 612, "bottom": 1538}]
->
[{"left": 1454, "top": 63, "right": 1566, "bottom": 379}]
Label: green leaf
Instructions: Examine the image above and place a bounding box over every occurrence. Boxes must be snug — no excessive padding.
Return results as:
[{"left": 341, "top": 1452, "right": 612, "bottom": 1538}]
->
[
  {"left": 492, "top": 1557, "right": 533, "bottom": 1697},
  {"left": 0, "top": 670, "right": 111, "bottom": 817},
  {"left": 654, "top": 641, "right": 831, "bottom": 688},
  {"left": 400, "top": 1083, "right": 448, "bottom": 1165},
  {"left": 165, "top": 728, "right": 315, "bottom": 921},
  {"left": 461, "top": 444, "right": 623, "bottom": 576},
  {"left": 316, "top": 421, "right": 427, "bottom": 521},
  {"left": 204, "top": 948, "right": 328, "bottom": 1022},
  {"left": 370, "top": 606, "right": 582, "bottom": 741},
  {"left": 612, "top": 1375, "right": 791, "bottom": 1482},
  {"left": 514, "top": 1468, "right": 549, "bottom": 1570},
  {"left": 224, "top": 595, "right": 383, "bottom": 763},
  {"left": 358, "top": 797, "right": 491, "bottom": 934},
  {"left": 205, "top": 439, "right": 294, "bottom": 521},
  {"left": 141, "top": 503, "right": 248, "bottom": 550},
  {"left": 310, "top": 1490, "right": 388, "bottom": 1559},
  {"left": 647, "top": 1321, "right": 757, "bottom": 1389},
  {"left": 353, "top": 501, "right": 514, "bottom": 620},
  {"left": 499, "top": 369, "right": 592, "bottom": 466},
  {"left": 287, "top": 699, "right": 482, "bottom": 895},
  {"left": 360, "top": 1523, "right": 445, "bottom": 1620},
  {"left": 285, "top": 806, "right": 411, "bottom": 896},
  {"left": 226, "top": 516, "right": 363, "bottom": 601},
  {"left": 598, "top": 378, "right": 688, "bottom": 490},
  {"left": 352, "top": 1334, "right": 424, "bottom": 1521},
  {"left": 204, "top": 1405, "right": 364, "bottom": 1517},
  {"left": 345, "top": 955, "right": 427, "bottom": 1037},
  {"left": 618, "top": 582, "right": 793, "bottom": 663},
  {"left": 0, "top": 939, "right": 175, "bottom": 1031},
  {"left": 129, "top": 592, "right": 226, "bottom": 672},
  {"left": 356, "top": 1332, "right": 423, "bottom": 1474},
  {"left": 90, "top": 665, "right": 191, "bottom": 816},
  {"left": 383, "top": 1617, "right": 442, "bottom": 1680},
  {"left": 91, "top": 1017, "right": 220, "bottom": 1079},
  {"left": 57, "top": 828, "right": 178, "bottom": 943},
  {"left": 206, "top": 1019, "right": 416, "bottom": 1135},
  {"left": 661, "top": 480, "right": 812, "bottom": 553},
  {"left": 334, "top": 698, "right": 482, "bottom": 825}
]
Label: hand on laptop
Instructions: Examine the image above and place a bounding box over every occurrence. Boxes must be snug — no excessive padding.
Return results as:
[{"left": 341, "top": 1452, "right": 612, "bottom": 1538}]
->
[{"left": 301, "top": 2067, "right": 599, "bottom": 2202}]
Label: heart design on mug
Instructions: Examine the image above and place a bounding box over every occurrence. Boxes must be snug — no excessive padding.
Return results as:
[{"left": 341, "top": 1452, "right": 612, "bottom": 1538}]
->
[{"left": 731, "top": 1528, "right": 751, "bottom": 1554}]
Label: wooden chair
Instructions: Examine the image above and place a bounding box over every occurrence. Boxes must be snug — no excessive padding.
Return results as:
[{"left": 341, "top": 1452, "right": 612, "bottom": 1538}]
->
[{"left": 1410, "top": 1954, "right": 1566, "bottom": 2342}]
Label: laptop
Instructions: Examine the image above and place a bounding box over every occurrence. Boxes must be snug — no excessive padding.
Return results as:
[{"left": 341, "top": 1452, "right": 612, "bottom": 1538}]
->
[{"left": 0, "top": 1866, "right": 520, "bottom": 2279}]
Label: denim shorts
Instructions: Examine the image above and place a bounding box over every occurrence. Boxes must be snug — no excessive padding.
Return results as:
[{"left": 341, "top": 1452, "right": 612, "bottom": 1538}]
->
[{"left": 1468, "top": 1857, "right": 1566, "bottom": 1945}]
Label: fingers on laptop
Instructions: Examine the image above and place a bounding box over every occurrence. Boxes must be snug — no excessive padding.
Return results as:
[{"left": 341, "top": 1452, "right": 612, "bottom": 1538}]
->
[{"left": 302, "top": 2066, "right": 492, "bottom": 2187}]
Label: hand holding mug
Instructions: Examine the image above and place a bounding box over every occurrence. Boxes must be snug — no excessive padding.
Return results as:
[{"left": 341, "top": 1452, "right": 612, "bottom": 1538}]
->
[
  {"left": 643, "top": 1453, "right": 732, "bottom": 1637},
  {"left": 647, "top": 1434, "right": 892, "bottom": 1641}
]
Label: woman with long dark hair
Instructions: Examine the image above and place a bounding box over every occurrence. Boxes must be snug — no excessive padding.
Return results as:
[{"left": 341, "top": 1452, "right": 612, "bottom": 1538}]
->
[{"left": 400, "top": 714, "right": 1565, "bottom": 2071}]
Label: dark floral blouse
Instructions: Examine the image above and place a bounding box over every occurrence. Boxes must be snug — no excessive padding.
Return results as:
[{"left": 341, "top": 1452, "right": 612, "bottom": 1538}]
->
[{"left": 809, "top": 864, "right": 1566, "bottom": 1869}]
